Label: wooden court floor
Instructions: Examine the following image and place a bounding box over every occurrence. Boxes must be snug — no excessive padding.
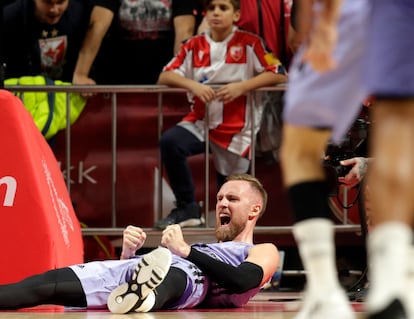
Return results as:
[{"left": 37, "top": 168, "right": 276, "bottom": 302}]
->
[{"left": 0, "top": 292, "right": 366, "bottom": 319}]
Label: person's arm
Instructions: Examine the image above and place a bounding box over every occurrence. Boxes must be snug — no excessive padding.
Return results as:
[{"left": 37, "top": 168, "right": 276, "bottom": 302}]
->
[
  {"left": 197, "top": 16, "right": 209, "bottom": 35},
  {"left": 161, "top": 225, "right": 279, "bottom": 292},
  {"left": 171, "top": 0, "right": 197, "bottom": 54},
  {"left": 185, "top": 247, "right": 264, "bottom": 293},
  {"left": 173, "top": 14, "right": 196, "bottom": 54},
  {"left": 72, "top": 5, "right": 114, "bottom": 85},
  {"left": 244, "top": 244, "right": 280, "bottom": 286},
  {"left": 338, "top": 157, "right": 372, "bottom": 188},
  {"left": 158, "top": 70, "right": 216, "bottom": 104},
  {"left": 288, "top": 23, "right": 303, "bottom": 54},
  {"left": 120, "top": 225, "right": 147, "bottom": 260},
  {"left": 288, "top": 0, "right": 313, "bottom": 53},
  {"left": 157, "top": 37, "right": 215, "bottom": 104},
  {"left": 295, "top": 0, "right": 315, "bottom": 45},
  {"left": 215, "top": 71, "right": 287, "bottom": 104},
  {"left": 186, "top": 243, "right": 279, "bottom": 291}
]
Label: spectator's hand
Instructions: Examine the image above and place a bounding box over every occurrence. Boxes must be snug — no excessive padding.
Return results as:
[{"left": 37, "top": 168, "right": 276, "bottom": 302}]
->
[
  {"left": 72, "top": 74, "right": 97, "bottom": 98},
  {"left": 161, "top": 225, "right": 191, "bottom": 258},
  {"left": 216, "top": 82, "right": 245, "bottom": 104},
  {"left": 120, "top": 225, "right": 147, "bottom": 259},
  {"left": 338, "top": 157, "right": 368, "bottom": 188},
  {"left": 190, "top": 82, "right": 216, "bottom": 104}
]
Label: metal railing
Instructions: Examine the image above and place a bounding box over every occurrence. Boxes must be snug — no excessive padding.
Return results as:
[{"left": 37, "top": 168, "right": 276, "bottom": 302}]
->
[{"left": 4, "top": 83, "right": 361, "bottom": 238}]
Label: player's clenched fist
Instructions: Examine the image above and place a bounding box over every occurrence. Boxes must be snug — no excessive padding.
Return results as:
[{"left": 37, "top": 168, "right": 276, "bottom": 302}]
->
[
  {"left": 120, "top": 225, "right": 147, "bottom": 259},
  {"left": 161, "top": 225, "right": 191, "bottom": 258}
]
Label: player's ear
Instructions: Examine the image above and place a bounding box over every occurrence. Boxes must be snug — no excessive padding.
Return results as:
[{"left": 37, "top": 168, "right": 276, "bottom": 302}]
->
[
  {"left": 233, "top": 10, "right": 240, "bottom": 23},
  {"left": 249, "top": 204, "right": 261, "bottom": 219}
]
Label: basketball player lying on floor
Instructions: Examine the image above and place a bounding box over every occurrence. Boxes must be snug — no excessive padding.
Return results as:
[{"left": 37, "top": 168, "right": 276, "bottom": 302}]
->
[{"left": 0, "top": 174, "right": 279, "bottom": 313}]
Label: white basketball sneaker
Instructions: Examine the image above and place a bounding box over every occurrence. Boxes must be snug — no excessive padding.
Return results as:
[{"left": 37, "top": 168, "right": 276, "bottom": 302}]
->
[{"left": 107, "top": 247, "right": 172, "bottom": 314}]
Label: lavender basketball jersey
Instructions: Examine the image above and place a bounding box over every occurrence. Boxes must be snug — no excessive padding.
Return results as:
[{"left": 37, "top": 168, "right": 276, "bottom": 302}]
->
[
  {"left": 70, "top": 241, "right": 257, "bottom": 309},
  {"left": 192, "top": 241, "right": 260, "bottom": 308}
]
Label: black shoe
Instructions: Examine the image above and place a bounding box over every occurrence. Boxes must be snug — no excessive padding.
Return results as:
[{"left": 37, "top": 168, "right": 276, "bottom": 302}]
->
[
  {"left": 155, "top": 202, "right": 204, "bottom": 230},
  {"left": 367, "top": 299, "right": 407, "bottom": 319}
]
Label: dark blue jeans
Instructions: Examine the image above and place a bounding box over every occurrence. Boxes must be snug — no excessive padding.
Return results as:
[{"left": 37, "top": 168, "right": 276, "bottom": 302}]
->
[
  {"left": 160, "top": 125, "right": 229, "bottom": 204},
  {"left": 160, "top": 125, "right": 204, "bottom": 204}
]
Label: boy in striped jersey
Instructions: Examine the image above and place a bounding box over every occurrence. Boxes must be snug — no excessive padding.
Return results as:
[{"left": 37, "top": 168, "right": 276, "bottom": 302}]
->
[{"left": 156, "top": 0, "right": 287, "bottom": 230}]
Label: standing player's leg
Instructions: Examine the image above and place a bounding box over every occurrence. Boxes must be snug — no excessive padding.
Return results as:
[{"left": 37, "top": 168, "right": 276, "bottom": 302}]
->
[
  {"left": 281, "top": 125, "right": 354, "bottom": 319},
  {"left": 362, "top": 2, "right": 414, "bottom": 318},
  {"left": 280, "top": 1, "right": 369, "bottom": 318},
  {"left": 364, "top": 100, "right": 414, "bottom": 318}
]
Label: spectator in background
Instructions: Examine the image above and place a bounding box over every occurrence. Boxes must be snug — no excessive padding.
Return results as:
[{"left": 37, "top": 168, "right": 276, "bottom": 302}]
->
[
  {"left": 155, "top": 0, "right": 287, "bottom": 230},
  {"left": 72, "top": 2, "right": 116, "bottom": 86},
  {"left": 3, "top": 0, "right": 117, "bottom": 83},
  {"left": 94, "top": 0, "right": 201, "bottom": 85},
  {"left": 198, "top": 0, "right": 292, "bottom": 67},
  {"left": 235, "top": 0, "right": 292, "bottom": 162},
  {"left": 199, "top": 0, "right": 292, "bottom": 162},
  {"left": 235, "top": 0, "right": 292, "bottom": 67}
]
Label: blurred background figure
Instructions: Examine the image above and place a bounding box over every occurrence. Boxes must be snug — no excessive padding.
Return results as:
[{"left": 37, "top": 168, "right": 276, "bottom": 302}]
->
[
  {"left": 198, "top": 0, "right": 293, "bottom": 163},
  {"left": 3, "top": 0, "right": 116, "bottom": 83},
  {"left": 95, "top": 0, "right": 202, "bottom": 84}
]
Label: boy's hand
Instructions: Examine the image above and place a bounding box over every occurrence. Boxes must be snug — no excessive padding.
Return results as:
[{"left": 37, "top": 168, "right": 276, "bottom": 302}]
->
[
  {"left": 216, "top": 82, "right": 245, "bottom": 103},
  {"left": 190, "top": 82, "right": 216, "bottom": 104}
]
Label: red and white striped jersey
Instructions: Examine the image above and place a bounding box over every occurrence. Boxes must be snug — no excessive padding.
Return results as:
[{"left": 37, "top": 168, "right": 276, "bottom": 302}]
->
[{"left": 163, "top": 26, "right": 286, "bottom": 157}]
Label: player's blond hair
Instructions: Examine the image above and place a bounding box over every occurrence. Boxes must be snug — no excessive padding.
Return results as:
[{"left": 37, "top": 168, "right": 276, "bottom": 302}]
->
[{"left": 225, "top": 174, "right": 268, "bottom": 217}]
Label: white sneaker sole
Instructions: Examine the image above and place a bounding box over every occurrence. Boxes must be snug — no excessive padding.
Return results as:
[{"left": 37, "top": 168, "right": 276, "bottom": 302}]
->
[
  {"left": 179, "top": 216, "right": 205, "bottom": 228},
  {"left": 107, "top": 247, "right": 172, "bottom": 314}
]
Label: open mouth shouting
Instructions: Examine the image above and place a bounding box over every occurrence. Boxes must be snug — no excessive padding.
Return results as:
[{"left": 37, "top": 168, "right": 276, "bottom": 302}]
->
[{"left": 219, "top": 213, "right": 231, "bottom": 226}]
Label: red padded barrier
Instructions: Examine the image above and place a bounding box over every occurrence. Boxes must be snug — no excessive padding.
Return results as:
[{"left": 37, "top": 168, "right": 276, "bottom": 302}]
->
[{"left": 0, "top": 90, "right": 84, "bottom": 284}]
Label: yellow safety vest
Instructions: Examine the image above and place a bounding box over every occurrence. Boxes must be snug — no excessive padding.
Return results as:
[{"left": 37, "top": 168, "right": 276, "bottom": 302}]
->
[{"left": 5, "top": 75, "right": 87, "bottom": 140}]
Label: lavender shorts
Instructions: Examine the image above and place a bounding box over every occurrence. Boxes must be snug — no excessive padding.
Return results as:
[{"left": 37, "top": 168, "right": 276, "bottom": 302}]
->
[
  {"left": 283, "top": 0, "right": 370, "bottom": 144},
  {"left": 363, "top": 0, "right": 414, "bottom": 97}
]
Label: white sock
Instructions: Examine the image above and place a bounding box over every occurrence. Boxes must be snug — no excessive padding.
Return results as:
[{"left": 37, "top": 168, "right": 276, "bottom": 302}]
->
[
  {"left": 293, "top": 218, "right": 341, "bottom": 294},
  {"left": 366, "top": 222, "right": 412, "bottom": 312}
]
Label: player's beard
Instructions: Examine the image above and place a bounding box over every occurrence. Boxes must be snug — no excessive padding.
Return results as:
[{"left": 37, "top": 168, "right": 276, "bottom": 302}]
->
[{"left": 215, "top": 220, "right": 245, "bottom": 242}]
